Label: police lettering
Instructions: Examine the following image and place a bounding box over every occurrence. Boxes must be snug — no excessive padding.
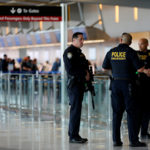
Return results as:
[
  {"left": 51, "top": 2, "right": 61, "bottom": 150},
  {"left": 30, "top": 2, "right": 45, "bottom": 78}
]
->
[
  {"left": 139, "top": 55, "right": 147, "bottom": 60},
  {"left": 111, "top": 52, "right": 126, "bottom": 60}
]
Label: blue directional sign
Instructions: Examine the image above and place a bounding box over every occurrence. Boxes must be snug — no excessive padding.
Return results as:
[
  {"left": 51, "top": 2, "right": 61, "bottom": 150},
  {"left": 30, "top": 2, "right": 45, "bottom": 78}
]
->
[
  {"left": 0, "top": 37, "right": 5, "bottom": 47},
  {"left": 14, "top": 36, "right": 20, "bottom": 46},
  {"left": 7, "top": 36, "right": 12, "bottom": 46},
  {"left": 35, "top": 33, "right": 42, "bottom": 44},
  {"left": 26, "top": 34, "right": 32, "bottom": 45},
  {"left": 44, "top": 32, "right": 51, "bottom": 43}
]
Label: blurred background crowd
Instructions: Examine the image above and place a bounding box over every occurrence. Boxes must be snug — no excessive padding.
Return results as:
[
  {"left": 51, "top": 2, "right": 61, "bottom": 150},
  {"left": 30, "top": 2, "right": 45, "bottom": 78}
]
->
[{"left": 0, "top": 54, "right": 61, "bottom": 73}]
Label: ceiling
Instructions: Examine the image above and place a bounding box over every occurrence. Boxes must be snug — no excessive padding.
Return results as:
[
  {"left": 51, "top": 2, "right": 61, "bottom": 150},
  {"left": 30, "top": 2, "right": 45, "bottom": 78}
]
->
[
  {"left": 0, "top": 0, "right": 149, "bottom": 36},
  {"left": 0, "top": 0, "right": 150, "bottom": 9}
]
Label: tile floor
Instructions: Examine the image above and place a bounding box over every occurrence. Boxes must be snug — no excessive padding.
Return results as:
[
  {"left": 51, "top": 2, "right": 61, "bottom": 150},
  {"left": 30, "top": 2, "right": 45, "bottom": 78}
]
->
[{"left": 0, "top": 109, "right": 149, "bottom": 150}]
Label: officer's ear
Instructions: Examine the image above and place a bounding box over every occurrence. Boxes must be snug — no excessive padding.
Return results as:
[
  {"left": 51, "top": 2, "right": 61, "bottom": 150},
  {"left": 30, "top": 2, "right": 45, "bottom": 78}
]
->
[
  {"left": 129, "top": 40, "right": 132, "bottom": 46},
  {"left": 72, "top": 38, "right": 77, "bottom": 43},
  {"left": 72, "top": 38, "right": 74, "bottom": 42},
  {"left": 120, "top": 38, "right": 123, "bottom": 43}
]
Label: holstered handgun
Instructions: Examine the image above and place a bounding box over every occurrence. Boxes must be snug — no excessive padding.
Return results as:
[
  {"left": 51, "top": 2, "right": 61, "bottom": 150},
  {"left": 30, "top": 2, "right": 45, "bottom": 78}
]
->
[{"left": 67, "top": 75, "right": 76, "bottom": 88}]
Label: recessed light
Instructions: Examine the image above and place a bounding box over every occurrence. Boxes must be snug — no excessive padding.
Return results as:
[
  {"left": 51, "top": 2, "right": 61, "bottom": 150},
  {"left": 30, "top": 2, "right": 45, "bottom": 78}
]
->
[{"left": 7, "top": 0, "right": 16, "bottom": 4}]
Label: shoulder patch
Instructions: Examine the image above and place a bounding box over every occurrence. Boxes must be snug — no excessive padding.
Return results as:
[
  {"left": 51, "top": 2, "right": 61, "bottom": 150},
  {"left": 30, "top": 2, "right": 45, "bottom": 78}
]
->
[
  {"left": 67, "top": 52, "right": 72, "bottom": 59},
  {"left": 80, "top": 53, "right": 85, "bottom": 58}
]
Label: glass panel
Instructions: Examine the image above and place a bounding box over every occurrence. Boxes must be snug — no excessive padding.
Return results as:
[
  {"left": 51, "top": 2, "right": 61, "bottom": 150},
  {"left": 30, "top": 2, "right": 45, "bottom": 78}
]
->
[{"left": 0, "top": 72, "right": 111, "bottom": 131}]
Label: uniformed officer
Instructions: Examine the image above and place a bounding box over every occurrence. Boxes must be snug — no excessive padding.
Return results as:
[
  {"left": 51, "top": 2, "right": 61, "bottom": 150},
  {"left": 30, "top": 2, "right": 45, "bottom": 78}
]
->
[
  {"left": 63, "top": 32, "right": 89, "bottom": 143},
  {"left": 102, "top": 33, "right": 148, "bottom": 147},
  {"left": 137, "top": 38, "right": 150, "bottom": 139}
]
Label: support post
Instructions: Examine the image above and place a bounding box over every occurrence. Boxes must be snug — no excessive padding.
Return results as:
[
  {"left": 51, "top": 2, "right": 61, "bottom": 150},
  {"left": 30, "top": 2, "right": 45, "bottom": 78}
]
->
[{"left": 60, "top": 3, "right": 68, "bottom": 122}]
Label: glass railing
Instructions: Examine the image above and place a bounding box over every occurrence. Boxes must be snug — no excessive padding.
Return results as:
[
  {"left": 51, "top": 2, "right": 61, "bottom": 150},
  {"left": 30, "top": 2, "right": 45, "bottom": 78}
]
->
[{"left": 0, "top": 73, "right": 111, "bottom": 129}]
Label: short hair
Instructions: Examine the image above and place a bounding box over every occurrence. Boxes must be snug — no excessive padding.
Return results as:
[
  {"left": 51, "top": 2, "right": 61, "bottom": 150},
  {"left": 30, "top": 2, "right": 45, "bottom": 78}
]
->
[
  {"left": 140, "top": 38, "right": 148, "bottom": 45},
  {"left": 4, "top": 54, "right": 7, "bottom": 58},
  {"left": 72, "top": 32, "right": 83, "bottom": 41},
  {"left": 121, "top": 32, "right": 132, "bottom": 45}
]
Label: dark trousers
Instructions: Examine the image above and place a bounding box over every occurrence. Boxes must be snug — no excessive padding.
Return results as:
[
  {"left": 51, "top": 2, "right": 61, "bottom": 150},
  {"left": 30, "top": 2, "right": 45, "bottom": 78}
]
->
[
  {"left": 67, "top": 84, "right": 84, "bottom": 139},
  {"left": 111, "top": 80, "right": 139, "bottom": 143},
  {"left": 138, "top": 81, "right": 150, "bottom": 136},
  {"left": 141, "top": 111, "right": 150, "bottom": 135}
]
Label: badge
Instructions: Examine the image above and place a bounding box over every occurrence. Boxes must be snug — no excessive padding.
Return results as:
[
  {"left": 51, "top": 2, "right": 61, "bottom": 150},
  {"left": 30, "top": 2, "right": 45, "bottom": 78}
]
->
[
  {"left": 80, "top": 53, "right": 85, "bottom": 58},
  {"left": 67, "top": 52, "right": 72, "bottom": 59}
]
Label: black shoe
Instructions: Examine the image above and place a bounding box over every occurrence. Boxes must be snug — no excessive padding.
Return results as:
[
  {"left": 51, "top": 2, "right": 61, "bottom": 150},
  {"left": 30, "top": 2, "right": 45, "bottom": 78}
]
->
[
  {"left": 141, "top": 133, "right": 150, "bottom": 139},
  {"left": 129, "top": 141, "right": 147, "bottom": 147},
  {"left": 113, "top": 141, "right": 123, "bottom": 146},
  {"left": 69, "top": 137, "right": 86, "bottom": 144},
  {"left": 77, "top": 135, "right": 88, "bottom": 142}
]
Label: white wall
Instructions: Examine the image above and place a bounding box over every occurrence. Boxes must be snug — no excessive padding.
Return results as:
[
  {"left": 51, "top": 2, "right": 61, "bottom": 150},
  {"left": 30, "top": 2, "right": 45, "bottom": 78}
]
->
[
  {"left": 0, "top": 49, "right": 19, "bottom": 59},
  {"left": 26, "top": 46, "right": 61, "bottom": 65}
]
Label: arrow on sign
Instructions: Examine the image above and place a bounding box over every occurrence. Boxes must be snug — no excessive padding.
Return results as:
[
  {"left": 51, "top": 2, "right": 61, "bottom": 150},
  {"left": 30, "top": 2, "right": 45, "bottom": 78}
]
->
[{"left": 10, "top": 7, "right": 16, "bottom": 14}]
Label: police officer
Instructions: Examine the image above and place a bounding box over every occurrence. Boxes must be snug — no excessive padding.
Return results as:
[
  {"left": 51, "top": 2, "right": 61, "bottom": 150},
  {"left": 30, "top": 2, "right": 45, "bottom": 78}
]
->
[
  {"left": 137, "top": 38, "right": 150, "bottom": 139},
  {"left": 102, "top": 33, "right": 147, "bottom": 147},
  {"left": 63, "top": 32, "right": 89, "bottom": 143}
]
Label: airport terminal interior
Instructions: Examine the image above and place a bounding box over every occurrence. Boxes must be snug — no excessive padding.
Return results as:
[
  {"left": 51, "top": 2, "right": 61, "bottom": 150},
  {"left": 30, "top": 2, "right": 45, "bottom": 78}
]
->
[{"left": 0, "top": 0, "right": 150, "bottom": 150}]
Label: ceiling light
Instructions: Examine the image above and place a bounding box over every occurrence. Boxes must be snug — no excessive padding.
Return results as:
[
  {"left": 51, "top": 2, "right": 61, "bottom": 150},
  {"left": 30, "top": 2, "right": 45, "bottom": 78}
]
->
[
  {"left": 99, "top": 4, "right": 102, "bottom": 10},
  {"left": 7, "top": 0, "right": 16, "bottom": 3},
  {"left": 115, "top": 5, "right": 119, "bottom": 23},
  {"left": 36, "top": 3, "right": 46, "bottom": 6},
  {"left": 134, "top": 7, "right": 138, "bottom": 21}
]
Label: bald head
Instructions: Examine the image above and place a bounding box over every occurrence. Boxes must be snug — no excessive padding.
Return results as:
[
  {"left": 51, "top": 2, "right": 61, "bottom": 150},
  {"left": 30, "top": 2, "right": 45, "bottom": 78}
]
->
[
  {"left": 138, "top": 38, "right": 149, "bottom": 52},
  {"left": 121, "top": 33, "right": 132, "bottom": 45}
]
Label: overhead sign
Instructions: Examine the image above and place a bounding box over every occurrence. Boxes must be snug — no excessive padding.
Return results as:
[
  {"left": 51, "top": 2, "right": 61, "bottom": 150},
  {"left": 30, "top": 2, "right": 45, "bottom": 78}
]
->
[{"left": 0, "top": 6, "right": 61, "bottom": 22}]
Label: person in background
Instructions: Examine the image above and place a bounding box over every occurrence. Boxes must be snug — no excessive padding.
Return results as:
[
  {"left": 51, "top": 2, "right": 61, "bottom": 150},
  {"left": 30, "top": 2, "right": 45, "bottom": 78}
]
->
[
  {"left": 0, "top": 58, "right": 2, "bottom": 71},
  {"left": 2, "top": 54, "right": 8, "bottom": 72},
  {"left": 43, "top": 61, "right": 52, "bottom": 72},
  {"left": 51, "top": 58, "right": 60, "bottom": 72},
  {"left": 21, "top": 57, "right": 32, "bottom": 72},
  {"left": 7, "top": 58, "right": 14, "bottom": 72},
  {"left": 31, "top": 58, "right": 38, "bottom": 74}
]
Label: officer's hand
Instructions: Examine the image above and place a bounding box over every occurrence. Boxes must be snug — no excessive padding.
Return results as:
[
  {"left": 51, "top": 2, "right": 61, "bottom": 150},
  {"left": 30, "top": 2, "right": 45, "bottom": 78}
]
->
[
  {"left": 144, "top": 69, "right": 150, "bottom": 77},
  {"left": 147, "top": 69, "right": 150, "bottom": 77},
  {"left": 85, "top": 71, "right": 90, "bottom": 81},
  {"left": 143, "top": 69, "right": 148, "bottom": 75}
]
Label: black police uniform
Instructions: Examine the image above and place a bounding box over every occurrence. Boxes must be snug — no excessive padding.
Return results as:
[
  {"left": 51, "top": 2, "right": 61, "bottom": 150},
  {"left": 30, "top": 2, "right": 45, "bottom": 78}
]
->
[
  {"left": 63, "top": 44, "right": 88, "bottom": 140},
  {"left": 102, "top": 44, "right": 144, "bottom": 144},
  {"left": 137, "top": 50, "right": 150, "bottom": 137}
]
